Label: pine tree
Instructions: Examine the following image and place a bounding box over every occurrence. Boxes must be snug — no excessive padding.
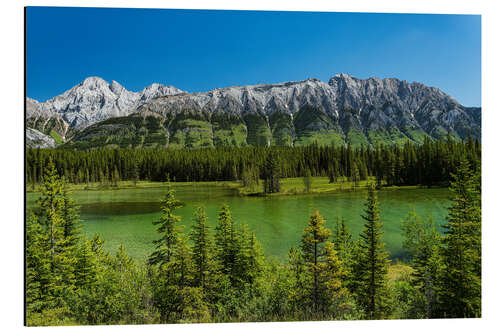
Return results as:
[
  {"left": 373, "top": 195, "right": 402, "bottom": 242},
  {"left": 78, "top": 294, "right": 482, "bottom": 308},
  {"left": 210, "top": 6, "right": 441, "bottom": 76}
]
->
[
  {"left": 263, "top": 150, "right": 281, "bottom": 193},
  {"left": 171, "top": 235, "right": 193, "bottom": 289},
  {"left": 190, "top": 206, "right": 213, "bottom": 290},
  {"left": 26, "top": 213, "right": 53, "bottom": 312},
  {"left": 74, "top": 238, "right": 98, "bottom": 290},
  {"left": 322, "top": 242, "right": 349, "bottom": 318},
  {"left": 303, "top": 168, "right": 313, "bottom": 193},
  {"left": 333, "top": 217, "right": 354, "bottom": 286},
  {"left": 148, "top": 185, "right": 184, "bottom": 266},
  {"left": 133, "top": 157, "right": 139, "bottom": 186},
  {"left": 300, "top": 210, "right": 332, "bottom": 314},
  {"left": 401, "top": 209, "right": 442, "bottom": 318},
  {"left": 60, "top": 185, "right": 81, "bottom": 249},
  {"left": 214, "top": 204, "right": 238, "bottom": 283},
  {"left": 438, "top": 159, "right": 481, "bottom": 318},
  {"left": 35, "top": 160, "right": 77, "bottom": 306},
  {"left": 353, "top": 184, "right": 391, "bottom": 319},
  {"left": 235, "top": 224, "right": 264, "bottom": 285}
]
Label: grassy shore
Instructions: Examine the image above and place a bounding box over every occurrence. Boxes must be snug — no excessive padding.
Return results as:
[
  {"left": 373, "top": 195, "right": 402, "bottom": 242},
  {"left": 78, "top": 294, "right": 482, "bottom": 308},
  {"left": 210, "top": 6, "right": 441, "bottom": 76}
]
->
[{"left": 27, "top": 176, "right": 433, "bottom": 197}]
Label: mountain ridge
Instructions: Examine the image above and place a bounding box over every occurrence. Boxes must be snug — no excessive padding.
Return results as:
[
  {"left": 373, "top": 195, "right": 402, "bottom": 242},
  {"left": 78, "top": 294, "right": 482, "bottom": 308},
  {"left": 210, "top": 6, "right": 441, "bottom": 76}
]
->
[{"left": 26, "top": 74, "right": 481, "bottom": 149}]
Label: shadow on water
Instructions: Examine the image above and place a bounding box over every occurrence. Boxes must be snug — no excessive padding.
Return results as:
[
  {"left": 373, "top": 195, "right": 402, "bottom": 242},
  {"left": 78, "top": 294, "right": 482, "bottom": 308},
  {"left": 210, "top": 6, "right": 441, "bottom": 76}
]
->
[{"left": 80, "top": 201, "right": 162, "bottom": 216}]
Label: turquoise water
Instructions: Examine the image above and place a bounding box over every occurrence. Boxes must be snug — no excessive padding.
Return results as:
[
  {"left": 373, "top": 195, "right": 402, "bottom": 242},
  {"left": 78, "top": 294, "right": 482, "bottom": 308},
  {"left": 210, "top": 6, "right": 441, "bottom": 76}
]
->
[{"left": 26, "top": 186, "right": 450, "bottom": 263}]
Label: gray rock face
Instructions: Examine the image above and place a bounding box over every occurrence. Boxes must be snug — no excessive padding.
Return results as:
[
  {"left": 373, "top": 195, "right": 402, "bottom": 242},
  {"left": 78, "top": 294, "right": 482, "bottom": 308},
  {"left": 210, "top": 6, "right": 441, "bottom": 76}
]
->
[
  {"left": 27, "top": 77, "right": 185, "bottom": 129},
  {"left": 139, "top": 73, "right": 480, "bottom": 140},
  {"left": 26, "top": 74, "right": 481, "bottom": 145},
  {"left": 26, "top": 128, "right": 57, "bottom": 148}
]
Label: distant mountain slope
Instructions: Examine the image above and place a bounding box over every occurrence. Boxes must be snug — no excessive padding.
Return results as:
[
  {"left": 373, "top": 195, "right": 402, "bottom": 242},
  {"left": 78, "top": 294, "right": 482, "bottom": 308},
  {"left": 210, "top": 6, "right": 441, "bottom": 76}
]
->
[
  {"left": 26, "top": 77, "right": 185, "bottom": 135},
  {"left": 26, "top": 128, "right": 57, "bottom": 148},
  {"left": 28, "top": 74, "right": 481, "bottom": 149}
]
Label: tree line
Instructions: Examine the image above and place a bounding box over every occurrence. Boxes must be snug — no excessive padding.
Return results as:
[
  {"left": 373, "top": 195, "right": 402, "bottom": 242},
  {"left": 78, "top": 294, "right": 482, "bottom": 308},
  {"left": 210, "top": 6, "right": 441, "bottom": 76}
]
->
[
  {"left": 26, "top": 135, "right": 480, "bottom": 189},
  {"left": 26, "top": 158, "right": 481, "bottom": 325}
]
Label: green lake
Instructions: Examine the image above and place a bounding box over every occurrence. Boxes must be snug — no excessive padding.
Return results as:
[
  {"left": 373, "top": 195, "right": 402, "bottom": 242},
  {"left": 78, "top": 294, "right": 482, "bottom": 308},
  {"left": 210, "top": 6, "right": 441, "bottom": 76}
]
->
[{"left": 26, "top": 185, "right": 451, "bottom": 263}]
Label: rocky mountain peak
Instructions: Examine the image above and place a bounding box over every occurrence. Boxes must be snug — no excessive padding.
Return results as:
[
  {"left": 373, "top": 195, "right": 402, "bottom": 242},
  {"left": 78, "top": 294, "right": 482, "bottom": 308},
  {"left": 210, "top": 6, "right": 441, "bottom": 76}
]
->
[
  {"left": 81, "top": 76, "right": 109, "bottom": 89},
  {"left": 27, "top": 74, "right": 481, "bottom": 148},
  {"left": 27, "top": 76, "right": 185, "bottom": 128},
  {"left": 109, "top": 80, "right": 126, "bottom": 95}
]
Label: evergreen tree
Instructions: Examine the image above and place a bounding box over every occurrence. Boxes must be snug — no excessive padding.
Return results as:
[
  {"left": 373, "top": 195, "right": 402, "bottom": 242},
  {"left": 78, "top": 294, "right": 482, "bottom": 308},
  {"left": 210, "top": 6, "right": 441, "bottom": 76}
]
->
[
  {"left": 26, "top": 213, "right": 53, "bottom": 312},
  {"left": 438, "top": 159, "right": 481, "bottom": 318},
  {"left": 263, "top": 150, "right": 281, "bottom": 193},
  {"left": 300, "top": 210, "right": 332, "bottom": 313},
  {"left": 235, "top": 224, "right": 264, "bottom": 285},
  {"left": 288, "top": 245, "right": 306, "bottom": 314},
  {"left": 190, "top": 206, "right": 213, "bottom": 290},
  {"left": 303, "top": 168, "right": 313, "bottom": 193},
  {"left": 401, "top": 209, "right": 442, "bottom": 318},
  {"left": 35, "top": 160, "right": 77, "bottom": 306},
  {"left": 74, "top": 238, "right": 98, "bottom": 290},
  {"left": 333, "top": 217, "right": 355, "bottom": 285},
  {"left": 214, "top": 204, "right": 238, "bottom": 284},
  {"left": 171, "top": 235, "right": 194, "bottom": 289},
  {"left": 148, "top": 185, "right": 184, "bottom": 266},
  {"left": 60, "top": 185, "right": 81, "bottom": 249},
  {"left": 322, "top": 242, "right": 349, "bottom": 318},
  {"left": 353, "top": 184, "right": 391, "bottom": 319}
]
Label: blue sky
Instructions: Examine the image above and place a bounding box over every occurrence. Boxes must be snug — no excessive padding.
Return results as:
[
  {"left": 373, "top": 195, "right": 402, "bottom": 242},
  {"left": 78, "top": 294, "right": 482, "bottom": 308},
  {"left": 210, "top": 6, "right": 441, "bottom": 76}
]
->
[{"left": 26, "top": 7, "right": 481, "bottom": 106}]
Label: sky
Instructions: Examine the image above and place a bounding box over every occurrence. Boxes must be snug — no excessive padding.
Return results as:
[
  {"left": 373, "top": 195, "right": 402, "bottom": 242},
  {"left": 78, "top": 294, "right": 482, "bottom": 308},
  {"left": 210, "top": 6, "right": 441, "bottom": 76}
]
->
[{"left": 26, "top": 7, "right": 481, "bottom": 106}]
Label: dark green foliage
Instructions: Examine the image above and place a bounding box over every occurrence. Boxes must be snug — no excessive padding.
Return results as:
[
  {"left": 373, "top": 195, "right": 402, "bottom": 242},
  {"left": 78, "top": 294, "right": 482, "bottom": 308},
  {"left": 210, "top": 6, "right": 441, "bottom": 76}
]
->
[
  {"left": 303, "top": 168, "right": 312, "bottom": 192},
  {"left": 25, "top": 156, "right": 481, "bottom": 325},
  {"left": 401, "top": 209, "right": 442, "bottom": 318},
  {"left": 352, "top": 185, "right": 391, "bottom": 319},
  {"left": 438, "top": 159, "right": 481, "bottom": 318},
  {"left": 27, "top": 136, "right": 480, "bottom": 187},
  {"left": 263, "top": 150, "right": 281, "bottom": 193},
  {"left": 190, "top": 207, "right": 213, "bottom": 290},
  {"left": 148, "top": 185, "right": 184, "bottom": 266},
  {"left": 333, "top": 217, "right": 355, "bottom": 286}
]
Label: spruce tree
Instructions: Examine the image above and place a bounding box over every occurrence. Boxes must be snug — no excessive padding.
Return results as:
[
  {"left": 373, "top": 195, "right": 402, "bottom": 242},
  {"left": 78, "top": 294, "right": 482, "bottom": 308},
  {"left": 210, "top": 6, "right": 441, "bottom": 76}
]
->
[
  {"left": 235, "top": 223, "right": 264, "bottom": 285},
  {"left": 300, "top": 210, "right": 337, "bottom": 314},
  {"left": 35, "top": 160, "right": 77, "bottom": 306},
  {"left": 353, "top": 184, "right": 391, "bottom": 319},
  {"left": 214, "top": 204, "right": 238, "bottom": 283},
  {"left": 401, "top": 209, "right": 442, "bottom": 318},
  {"left": 60, "top": 185, "right": 81, "bottom": 249},
  {"left": 74, "top": 238, "right": 98, "bottom": 290},
  {"left": 190, "top": 206, "right": 213, "bottom": 290},
  {"left": 303, "top": 168, "right": 313, "bottom": 193},
  {"left": 148, "top": 185, "right": 183, "bottom": 266},
  {"left": 263, "top": 150, "right": 281, "bottom": 193},
  {"left": 26, "top": 213, "right": 53, "bottom": 312},
  {"left": 438, "top": 159, "right": 481, "bottom": 318},
  {"left": 333, "top": 217, "right": 354, "bottom": 286}
]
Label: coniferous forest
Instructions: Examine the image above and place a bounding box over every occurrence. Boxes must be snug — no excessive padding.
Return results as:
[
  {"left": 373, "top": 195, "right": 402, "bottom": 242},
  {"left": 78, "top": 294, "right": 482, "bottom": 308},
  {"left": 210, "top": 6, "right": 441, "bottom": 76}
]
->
[
  {"left": 26, "top": 135, "right": 480, "bottom": 188},
  {"left": 25, "top": 137, "right": 481, "bottom": 325}
]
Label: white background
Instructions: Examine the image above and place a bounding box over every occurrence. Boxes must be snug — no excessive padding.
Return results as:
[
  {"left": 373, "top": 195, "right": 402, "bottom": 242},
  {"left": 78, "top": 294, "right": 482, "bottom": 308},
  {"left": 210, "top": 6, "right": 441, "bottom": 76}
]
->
[{"left": 1, "top": 0, "right": 499, "bottom": 332}]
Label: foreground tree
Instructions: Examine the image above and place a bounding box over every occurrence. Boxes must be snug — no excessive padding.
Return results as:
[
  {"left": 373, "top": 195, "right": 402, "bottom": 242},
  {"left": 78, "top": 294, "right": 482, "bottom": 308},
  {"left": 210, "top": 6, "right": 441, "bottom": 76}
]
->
[
  {"left": 401, "top": 209, "right": 442, "bottom": 318},
  {"left": 190, "top": 206, "right": 213, "bottom": 291},
  {"left": 353, "top": 184, "right": 391, "bottom": 319},
  {"left": 438, "top": 159, "right": 481, "bottom": 318},
  {"left": 148, "top": 185, "right": 184, "bottom": 266},
  {"left": 299, "top": 210, "right": 348, "bottom": 317}
]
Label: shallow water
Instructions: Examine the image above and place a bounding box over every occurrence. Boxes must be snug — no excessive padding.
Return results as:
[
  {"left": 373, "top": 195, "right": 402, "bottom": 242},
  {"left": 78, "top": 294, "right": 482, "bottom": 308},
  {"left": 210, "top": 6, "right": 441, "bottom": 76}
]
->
[{"left": 26, "top": 185, "right": 450, "bottom": 263}]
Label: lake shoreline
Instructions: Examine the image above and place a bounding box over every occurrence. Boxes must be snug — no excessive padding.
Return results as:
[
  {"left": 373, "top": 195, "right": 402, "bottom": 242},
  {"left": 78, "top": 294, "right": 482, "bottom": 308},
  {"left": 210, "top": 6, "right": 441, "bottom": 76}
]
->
[{"left": 26, "top": 177, "right": 448, "bottom": 198}]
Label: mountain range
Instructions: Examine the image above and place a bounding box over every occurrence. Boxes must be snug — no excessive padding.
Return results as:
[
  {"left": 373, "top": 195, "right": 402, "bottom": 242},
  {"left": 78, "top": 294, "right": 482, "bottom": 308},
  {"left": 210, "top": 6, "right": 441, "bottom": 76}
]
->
[{"left": 25, "top": 74, "right": 481, "bottom": 149}]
